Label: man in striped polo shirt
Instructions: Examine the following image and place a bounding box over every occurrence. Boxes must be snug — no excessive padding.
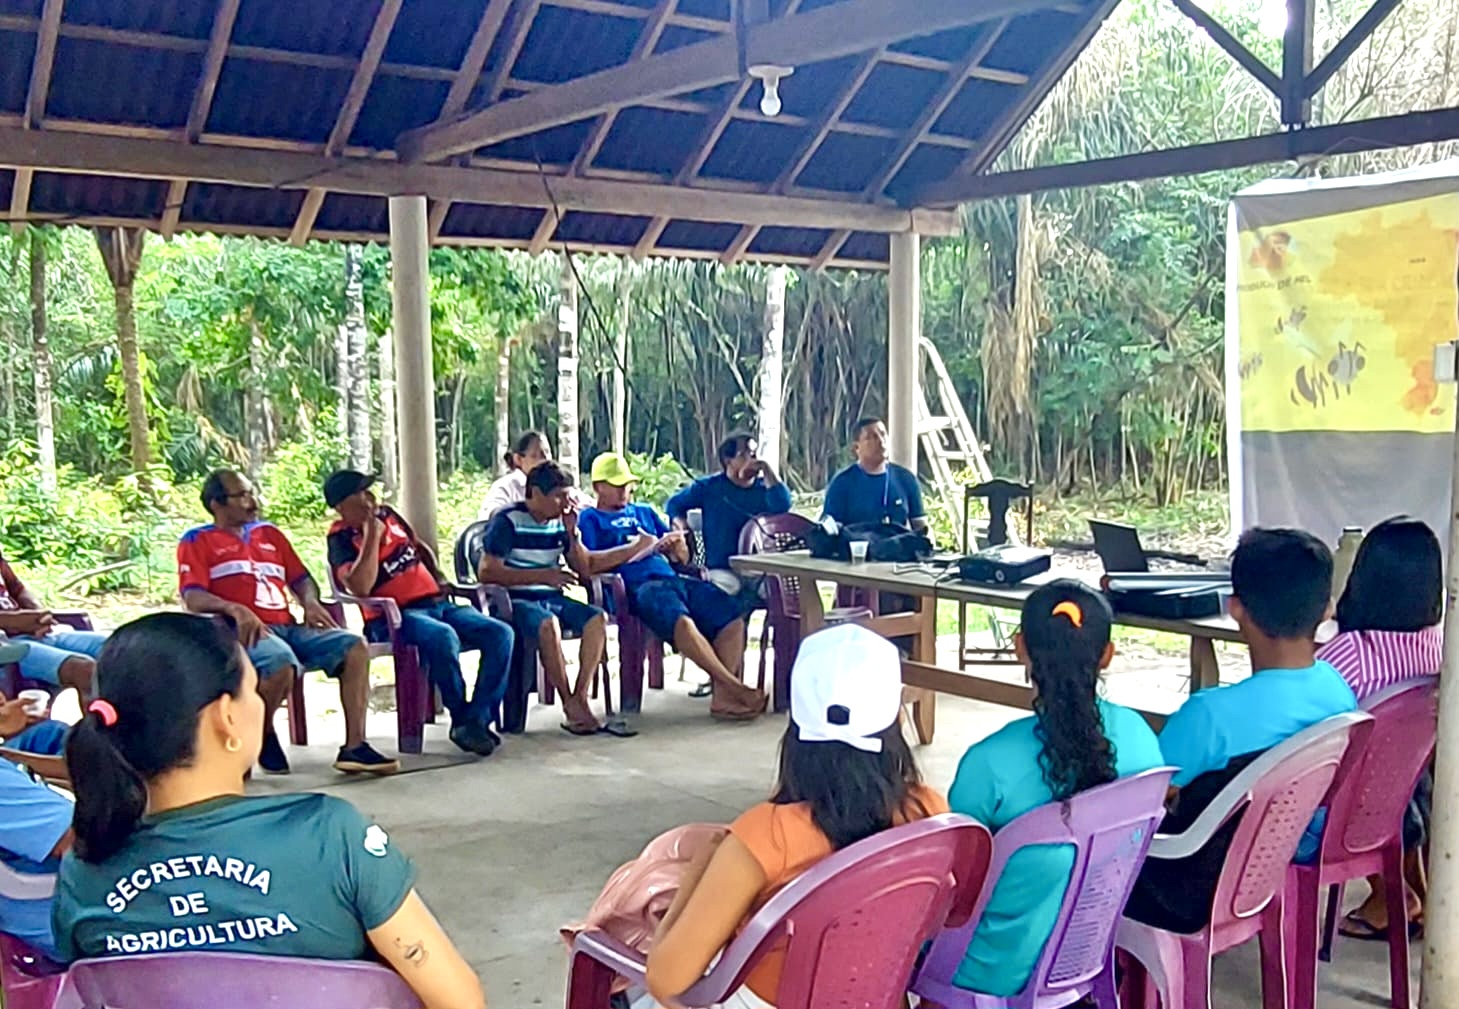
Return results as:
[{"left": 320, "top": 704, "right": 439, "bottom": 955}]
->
[{"left": 479, "top": 462, "right": 608, "bottom": 735}]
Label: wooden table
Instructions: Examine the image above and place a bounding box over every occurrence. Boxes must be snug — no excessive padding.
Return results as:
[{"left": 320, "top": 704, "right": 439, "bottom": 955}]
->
[{"left": 732, "top": 551, "right": 1242, "bottom": 744}]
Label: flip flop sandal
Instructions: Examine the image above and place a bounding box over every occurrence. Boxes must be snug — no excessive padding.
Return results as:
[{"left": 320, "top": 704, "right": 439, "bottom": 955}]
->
[
  {"left": 560, "top": 721, "right": 600, "bottom": 737},
  {"left": 1338, "top": 913, "right": 1393, "bottom": 942},
  {"left": 599, "top": 718, "right": 638, "bottom": 738},
  {"left": 689, "top": 683, "right": 714, "bottom": 699}
]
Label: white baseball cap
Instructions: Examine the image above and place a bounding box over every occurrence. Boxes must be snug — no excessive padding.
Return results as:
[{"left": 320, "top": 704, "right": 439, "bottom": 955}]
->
[{"left": 790, "top": 624, "right": 904, "bottom": 753}]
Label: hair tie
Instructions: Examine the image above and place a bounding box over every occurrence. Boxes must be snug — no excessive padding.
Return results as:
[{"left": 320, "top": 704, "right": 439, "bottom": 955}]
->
[
  {"left": 1051, "top": 601, "right": 1084, "bottom": 628},
  {"left": 88, "top": 699, "right": 119, "bottom": 727}
]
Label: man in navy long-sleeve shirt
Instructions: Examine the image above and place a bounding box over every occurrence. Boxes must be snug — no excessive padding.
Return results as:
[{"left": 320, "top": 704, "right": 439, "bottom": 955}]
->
[{"left": 667, "top": 433, "right": 792, "bottom": 596}]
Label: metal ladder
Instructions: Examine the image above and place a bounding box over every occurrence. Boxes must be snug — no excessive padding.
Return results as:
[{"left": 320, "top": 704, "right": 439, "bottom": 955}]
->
[{"left": 915, "top": 337, "right": 994, "bottom": 533}]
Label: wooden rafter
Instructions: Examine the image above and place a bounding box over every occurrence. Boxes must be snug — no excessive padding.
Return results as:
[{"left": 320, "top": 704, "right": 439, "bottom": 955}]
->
[
  {"left": 291, "top": 0, "right": 404, "bottom": 246},
  {"left": 0, "top": 126, "right": 960, "bottom": 236},
  {"left": 632, "top": 217, "right": 669, "bottom": 260},
  {"left": 810, "top": 229, "right": 850, "bottom": 271},
  {"left": 571, "top": 0, "right": 678, "bottom": 177},
  {"left": 1167, "top": 0, "right": 1281, "bottom": 96},
  {"left": 528, "top": 207, "right": 561, "bottom": 254},
  {"left": 166, "top": 0, "right": 242, "bottom": 240},
  {"left": 26, "top": 0, "right": 64, "bottom": 129},
  {"left": 719, "top": 225, "right": 756, "bottom": 265},
  {"left": 481, "top": 0, "right": 546, "bottom": 107},
  {"left": 8, "top": 168, "right": 33, "bottom": 237},
  {"left": 1304, "top": 0, "right": 1402, "bottom": 97},
  {"left": 397, "top": 0, "right": 1067, "bottom": 162}
]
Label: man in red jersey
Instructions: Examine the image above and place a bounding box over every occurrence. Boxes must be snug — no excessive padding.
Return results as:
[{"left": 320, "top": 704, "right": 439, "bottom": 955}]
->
[{"left": 177, "top": 470, "right": 397, "bottom": 777}]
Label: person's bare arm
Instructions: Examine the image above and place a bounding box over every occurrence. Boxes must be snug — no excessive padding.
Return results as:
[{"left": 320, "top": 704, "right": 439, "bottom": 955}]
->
[
  {"left": 368, "top": 890, "right": 486, "bottom": 1009},
  {"left": 343, "top": 517, "right": 384, "bottom": 597},
  {"left": 585, "top": 534, "right": 657, "bottom": 575},
  {"left": 181, "top": 588, "right": 267, "bottom": 646},
  {"left": 911, "top": 516, "right": 930, "bottom": 534},
  {"left": 477, "top": 555, "right": 576, "bottom": 589},
  {"left": 645, "top": 834, "right": 765, "bottom": 1005},
  {"left": 0, "top": 611, "right": 52, "bottom": 636}
]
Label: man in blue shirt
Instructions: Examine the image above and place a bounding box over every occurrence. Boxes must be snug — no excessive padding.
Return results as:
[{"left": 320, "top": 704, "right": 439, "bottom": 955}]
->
[
  {"left": 579, "top": 453, "right": 766, "bottom": 720},
  {"left": 1126, "top": 527, "right": 1358, "bottom": 933},
  {"left": 667, "top": 433, "right": 792, "bottom": 597},
  {"left": 821, "top": 417, "right": 926, "bottom": 532}
]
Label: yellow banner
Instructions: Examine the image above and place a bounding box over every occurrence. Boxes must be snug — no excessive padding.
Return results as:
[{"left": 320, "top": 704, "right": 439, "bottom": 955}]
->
[{"left": 1236, "top": 192, "right": 1459, "bottom": 433}]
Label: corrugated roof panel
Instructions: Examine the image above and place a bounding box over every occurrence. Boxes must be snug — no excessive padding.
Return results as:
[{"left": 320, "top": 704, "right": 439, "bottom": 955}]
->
[
  {"left": 30, "top": 172, "right": 166, "bottom": 219},
  {"left": 883, "top": 144, "right": 962, "bottom": 204},
  {"left": 841, "top": 62, "right": 943, "bottom": 132},
  {"left": 986, "top": 10, "right": 1081, "bottom": 76},
  {"left": 65, "top": 0, "right": 213, "bottom": 39},
  {"left": 660, "top": 219, "right": 739, "bottom": 252},
  {"left": 385, "top": 0, "right": 489, "bottom": 69},
  {"left": 184, "top": 182, "right": 305, "bottom": 230},
  {"left": 737, "top": 53, "right": 863, "bottom": 121},
  {"left": 0, "top": 0, "right": 39, "bottom": 15},
  {"left": 439, "top": 202, "right": 542, "bottom": 241},
  {"left": 351, "top": 75, "right": 450, "bottom": 149},
  {"left": 232, "top": 0, "right": 377, "bottom": 58},
  {"left": 653, "top": 24, "right": 716, "bottom": 54},
  {"left": 797, "top": 132, "right": 896, "bottom": 193},
  {"left": 513, "top": 5, "right": 640, "bottom": 85},
  {"left": 934, "top": 76, "right": 1021, "bottom": 140},
  {"left": 47, "top": 38, "right": 197, "bottom": 130},
  {"left": 0, "top": 31, "right": 33, "bottom": 115},
  {"left": 316, "top": 193, "right": 389, "bottom": 234},
  {"left": 749, "top": 225, "right": 831, "bottom": 258},
  {"left": 0, "top": 169, "right": 14, "bottom": 209},
  {"left": 838, "top": 231, "right": 889, "bottom": 263},
  {"left": 207, "top": 59, "right": 348, "bottom": 142},
  {"left": 676, "top": 0, "right": 730, "bottom": 18},
  {"left": 594, "top": 106, "right": 706, "bottom": 176},
  {"left": 889, "top": 23, "right": 983, "bottom": 62},
  {"left": 476, "top": 117, "right": 596, "bottom": 165},
  {"left": 554, "top": 211, "right": 647, "bottom": 248},
  {"left": 699, "top": 118, "right": 802, "bottom": 185}
]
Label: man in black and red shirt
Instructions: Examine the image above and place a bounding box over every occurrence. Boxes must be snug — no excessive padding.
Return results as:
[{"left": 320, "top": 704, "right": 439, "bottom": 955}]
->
[{"left": 325, "top": 470, "right": 513, "bottom": 757}]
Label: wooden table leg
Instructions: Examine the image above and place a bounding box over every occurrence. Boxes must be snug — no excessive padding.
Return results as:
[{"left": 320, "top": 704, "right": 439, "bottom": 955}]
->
[
  {"left": 906, "top": 593, "right": 937, "bottom": 745},
  {"left": 1189, "top": 636, "right": 1220, "bottom": 693},
  {"left": 800, "top": 574, "right": 826, "bottom": 635}
]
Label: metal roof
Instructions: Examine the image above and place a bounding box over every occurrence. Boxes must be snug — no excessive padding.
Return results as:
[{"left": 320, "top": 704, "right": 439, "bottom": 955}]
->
[{"left": 0, "top": 0, "right": 1117, "bottom": 266}]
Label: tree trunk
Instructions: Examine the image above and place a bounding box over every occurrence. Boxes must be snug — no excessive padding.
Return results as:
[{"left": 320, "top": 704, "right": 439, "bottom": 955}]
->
[
  {"left": 379, "top": 327, "right": 399, "bottom": 498},
  {"left": 557, "top": 255, "right": 580, "bottom": 478},
  {"left": 450, "top": 370, "right": 466, "bottom": 474},
  {"left": 344, "top": 245, "right": 372, "bottom": 471},
  {"left": 335, "top": 324, "right": 350, "bottom": 451},
  {"left": 757, "top": 265, "right": 788, "bottom": 471},
  {"left": 611, "top": 262, "right": 631, "bottom": 456},
  {"left": 93, "top": 227, "right": 150, "bottom": 474},
  {"left": 495, "top": 335, "right": 512, "bottom": 474},
  {"left": 29, "top": 231, "right": 56, "bottom": 492},
  {"left": 246, "top": 315, "right": 267, "bottom": 483}
]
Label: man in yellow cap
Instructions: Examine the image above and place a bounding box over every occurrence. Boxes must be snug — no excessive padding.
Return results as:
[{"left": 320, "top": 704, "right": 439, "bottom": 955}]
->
[{"left": 577, "top": 452, "right": 766, "bottom": 720}]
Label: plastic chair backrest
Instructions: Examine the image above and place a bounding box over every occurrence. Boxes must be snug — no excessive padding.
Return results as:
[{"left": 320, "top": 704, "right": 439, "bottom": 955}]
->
[
  {"left": 915, "top": 768, "right": 1173, "bottom": 1005},
  {"left": 1320, "top": 676, "right": 1438, "bottom": 860},
  {"left": 1, "top": 931, "right": 64, "bottom": 1009},
  {"left": 454, "top": 520, "right": 492, "bottom": 584},
  {"left": 738, "top": 514, "right": 814, "bottom": 618},
  {"left": 677, "top": 813, "right": 993, "bottom": 1009},
  {"left": 1207, "top": 712, "right": 1372, "bottom": 924},
  {"left": 52, "top": 952, "right": 421, "bottom": 1009}
]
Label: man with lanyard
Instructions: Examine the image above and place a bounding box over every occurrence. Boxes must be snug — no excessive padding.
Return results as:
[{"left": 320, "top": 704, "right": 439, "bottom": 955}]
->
[
  {"left": 326, "top": 470, "right": 514, "bottom": 757},
  {"left": 821, "top": 417, "right": 928, "bottom": 533},
  {"left": 178, "top": 470, "right": 397, "bottom": 777},
  {"left": 666, "top": 433, "right": 792, "bottom": 598}
]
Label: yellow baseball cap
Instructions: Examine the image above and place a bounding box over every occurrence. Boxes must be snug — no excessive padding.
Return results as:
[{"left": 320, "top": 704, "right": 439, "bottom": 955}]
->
[{"left": 589, "top": 452, "right": 639, "bottom": 486}]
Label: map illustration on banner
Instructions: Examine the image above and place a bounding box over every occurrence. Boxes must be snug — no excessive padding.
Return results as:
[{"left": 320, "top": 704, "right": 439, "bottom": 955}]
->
[{"left": 1235, "top": 192, "right": 1459, "bottom": 434}]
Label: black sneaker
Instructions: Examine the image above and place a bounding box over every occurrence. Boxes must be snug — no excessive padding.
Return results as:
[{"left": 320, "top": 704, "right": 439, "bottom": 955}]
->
[
  {"left": 333, "top": 742, "right": 401, "bottom": 775},
  {"left": 449, "top": 722, "right": 497, "bottom": 757},
  {"left": 258, "top": 729, "right": 290, "bottom": 776}
]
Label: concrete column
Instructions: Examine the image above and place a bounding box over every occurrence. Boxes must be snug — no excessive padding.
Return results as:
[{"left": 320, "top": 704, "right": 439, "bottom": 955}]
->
[
  {"left": 757, "top": 265, "right": 788, "bottom": 471},
  {"left": 557, "top": 255, "right": 580, "bottom": 479},
  {"left": 888, "top": 232, "right": 921, "bottom": 470},
  {"left": 388, "top": 195, "right": 439, "bottom": 553}
]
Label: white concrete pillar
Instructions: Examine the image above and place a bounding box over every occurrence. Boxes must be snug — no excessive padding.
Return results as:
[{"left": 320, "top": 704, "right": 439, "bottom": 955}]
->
[
  {"left": 757, "top": 264, "right": 788, "bottom": 471},
  {"left": 888, "top": 232, "right": 921, "bottom": 470},
  {"left": 388, "top": 195, "right": 439, "bottom": 553},
  {"left": 557, "top": 255, "right": 580, "bottom": 480}
]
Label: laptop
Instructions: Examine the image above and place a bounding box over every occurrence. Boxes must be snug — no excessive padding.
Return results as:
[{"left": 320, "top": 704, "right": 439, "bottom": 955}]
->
[{"left": 1089, "top": 520, "right": 1149, "bottom": 573}]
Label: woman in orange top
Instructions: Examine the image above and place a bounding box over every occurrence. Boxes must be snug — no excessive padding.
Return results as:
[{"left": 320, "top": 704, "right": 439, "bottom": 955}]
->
[{"left": 644, "top": 624, "right": 948, "bottom": 1007}]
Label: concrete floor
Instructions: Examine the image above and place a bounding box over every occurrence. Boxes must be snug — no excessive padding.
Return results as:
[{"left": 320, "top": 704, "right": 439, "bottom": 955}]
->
[{"left": 252, "top": 643, "right": 1417, "bottom": 1009}]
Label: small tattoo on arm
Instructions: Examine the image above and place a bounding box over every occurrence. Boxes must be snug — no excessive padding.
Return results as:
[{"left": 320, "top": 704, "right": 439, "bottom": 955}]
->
[{"left": 395, "top": 937, "right": 429, "bottom": 967}]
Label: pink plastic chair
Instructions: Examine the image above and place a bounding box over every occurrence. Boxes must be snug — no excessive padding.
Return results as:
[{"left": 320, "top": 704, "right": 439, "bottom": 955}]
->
[
  {"left": 912, "top": 768, "right": 1174, "bottom": 1009},
  {"left": 1116, "top": 711, "right": 1374, "bottom": 1009},
  {"left": 1283, "top": 676, "right": 1437, "bottom": 1009},
  {"left": 738, "top": 513, "right": 813, "bottom": 712},
  {"left": 51, "top": 951, "right": 420, "bottom": 1009},
  {"left": 588, "top": 573, "right": 665, "bottom": 714},
  {"left": 565, "top": 813, "right": 994, "bottom": 1009},
  {"left": 0, "top": 931, "right": 63, "bottom": 1009}
]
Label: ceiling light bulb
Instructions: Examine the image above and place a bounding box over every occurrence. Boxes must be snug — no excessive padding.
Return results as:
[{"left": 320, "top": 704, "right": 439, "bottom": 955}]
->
[{"left": 748, "top": 64, "right": 794, "bottom": 118}]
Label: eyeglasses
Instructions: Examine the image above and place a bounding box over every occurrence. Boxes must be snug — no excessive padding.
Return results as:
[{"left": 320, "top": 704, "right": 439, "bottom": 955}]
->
[{"left": 222, "top": 490, "right": 256, "bottom": 501}]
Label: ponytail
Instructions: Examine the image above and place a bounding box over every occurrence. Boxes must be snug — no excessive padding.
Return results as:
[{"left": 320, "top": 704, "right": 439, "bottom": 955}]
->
[
  {"left": 64, "top": 612, "right": 247, "bottom": 864},
  {"left": 1020, "top": 580, "right": 1119, "bottom": 801},
  {"left": 507, "top": 431, "right": 546, "bottom": 471}
]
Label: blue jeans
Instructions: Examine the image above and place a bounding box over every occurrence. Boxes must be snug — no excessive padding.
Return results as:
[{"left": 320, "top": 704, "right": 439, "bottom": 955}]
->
[
  {"left": 16, "top": 629, "right": 108, "bottom": 685},
  {"left": 387, "top": 601, "right": 513, "bottom": 727}
]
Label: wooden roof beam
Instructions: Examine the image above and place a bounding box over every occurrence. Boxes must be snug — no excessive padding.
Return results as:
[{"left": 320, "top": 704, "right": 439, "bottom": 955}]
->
[
  {"left": 528, "top": 207, "right": 560, "bottom": 254},
  {"left": 1304, "top": 0, "right": 1401, "bottom": 98},
  {"left": 632, "top": 217, "right": 668, "bottom": 260},
  {"left": 398, "top": 0, "right": 1069, "bottom": 162},
  {"left": 1167, "top": 0, "right": 1281, "bottom": 96},
  {"left": 169, "top": 0, "right": 242, "bottom": 240},
  {"left": 26, "top": 0, "right": 64, "bottom": 128},
  {"left": 571, "top": 0, "right": 678, "bottom": 177},
  {"left": 809, "top": 229, "right": 851, "bottom": 271},
  {"left": 0, "top": 126, "right": 959, "bottom": 236},
  {"left": 292, "top": 0, "right": 404, "bottom": 246},
  {"left": 8, "top": 169, "right": 32, "bottom": 237}
]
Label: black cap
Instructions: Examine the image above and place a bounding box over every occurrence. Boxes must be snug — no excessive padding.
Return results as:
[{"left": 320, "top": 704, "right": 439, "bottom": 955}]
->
[{"left": 323, "top": 469, "right": 376, "bottom": 509}]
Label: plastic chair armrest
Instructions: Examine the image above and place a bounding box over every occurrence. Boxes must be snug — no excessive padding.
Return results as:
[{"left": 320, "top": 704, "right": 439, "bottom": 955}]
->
[
  {"left": 332, "top": 590, "right": 405, "bottom": 630},
  {"left": 1146, "top": 793, "right": 1251, "bottom": 860},
  {"left": 476, "top": 584, "right": 514, "bottom": 618},
  {"left": 446, "top": 582, "right": 493, "bottom": 612},
  {"left": 590, "top": 574, "right": 630, "bottom": 614},
  {"left": 51, "top": 611, "right": 93, "bottom": 631},
  {"left": 571, "top": 931, "right": 648, "bottom": 986}
]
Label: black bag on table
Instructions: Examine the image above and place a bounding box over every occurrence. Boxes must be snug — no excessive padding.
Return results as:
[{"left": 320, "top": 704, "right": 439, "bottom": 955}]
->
[{"left": 806, "top": 521, "right": 933, "bottom": 564}]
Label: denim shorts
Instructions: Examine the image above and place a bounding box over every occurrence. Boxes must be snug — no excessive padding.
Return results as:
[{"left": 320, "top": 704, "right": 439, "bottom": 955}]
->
[
  {"left": 247, "top": 624, "right": 362, "bottom": 679},
  {"left": 629, "top": 576, "right": 746, "bottom": 644},
  {"left": 508, "top": 593, "right": 604, "bottom": 641},
  {"left": 16, "top": 629, "right": 108, "bottom": 686}
]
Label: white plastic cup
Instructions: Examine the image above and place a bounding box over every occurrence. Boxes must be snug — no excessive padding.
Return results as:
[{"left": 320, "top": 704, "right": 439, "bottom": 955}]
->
[
  {"left": 849, "top": 541, "right": 869, "bottom": 563},
  {"left": 17, "top": 689, "right": 50, "bottom": 718}
]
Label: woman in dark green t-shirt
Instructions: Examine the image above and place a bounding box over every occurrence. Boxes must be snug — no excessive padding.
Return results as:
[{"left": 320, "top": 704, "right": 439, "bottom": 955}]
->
[{"left": 53, "top": 612, "right": 485, "bottom": 1009}]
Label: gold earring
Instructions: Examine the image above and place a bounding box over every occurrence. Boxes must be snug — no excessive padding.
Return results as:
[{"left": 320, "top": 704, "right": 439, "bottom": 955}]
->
[{"left": 225, "top": 737, "right": 242, "bottom": 753}]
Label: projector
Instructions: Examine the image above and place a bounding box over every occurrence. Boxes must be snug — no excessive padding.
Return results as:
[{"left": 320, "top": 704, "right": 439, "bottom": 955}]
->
[{"left": 957, "top": 545, "right": 1053, "bottom": 585}]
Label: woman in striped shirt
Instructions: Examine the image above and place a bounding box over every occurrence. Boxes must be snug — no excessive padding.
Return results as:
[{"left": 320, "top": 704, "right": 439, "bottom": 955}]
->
[{"left": 1319, "top": 516, "right": 1441, "bottom": 942}]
